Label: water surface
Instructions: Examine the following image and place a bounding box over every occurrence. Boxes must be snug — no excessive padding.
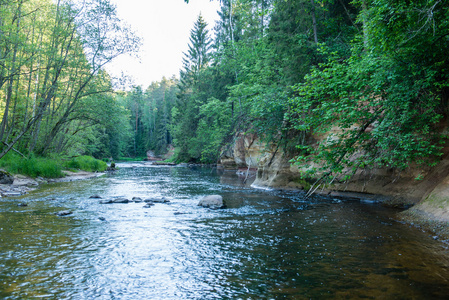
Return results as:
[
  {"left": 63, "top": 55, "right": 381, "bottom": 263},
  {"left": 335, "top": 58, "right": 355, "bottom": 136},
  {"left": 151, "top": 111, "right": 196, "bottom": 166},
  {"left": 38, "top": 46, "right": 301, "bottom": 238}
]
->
[{"left": 1, "top": 163, "right": 449, "bottom": 299}]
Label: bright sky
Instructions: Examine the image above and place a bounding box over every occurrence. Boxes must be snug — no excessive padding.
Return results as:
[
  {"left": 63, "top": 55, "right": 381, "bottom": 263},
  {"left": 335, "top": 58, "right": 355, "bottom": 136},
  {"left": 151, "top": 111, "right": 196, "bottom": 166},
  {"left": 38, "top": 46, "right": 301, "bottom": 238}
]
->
[{"left": 106, "top": 0, "right": 221, "bottom": 88}]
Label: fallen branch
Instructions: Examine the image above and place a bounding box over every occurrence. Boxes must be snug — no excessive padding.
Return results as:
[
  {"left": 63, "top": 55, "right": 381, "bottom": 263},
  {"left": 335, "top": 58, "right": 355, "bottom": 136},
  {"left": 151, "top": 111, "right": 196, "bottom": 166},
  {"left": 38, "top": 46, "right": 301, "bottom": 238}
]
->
[{"left": 2, "top": 141, "right": 26, "bottom": 158}]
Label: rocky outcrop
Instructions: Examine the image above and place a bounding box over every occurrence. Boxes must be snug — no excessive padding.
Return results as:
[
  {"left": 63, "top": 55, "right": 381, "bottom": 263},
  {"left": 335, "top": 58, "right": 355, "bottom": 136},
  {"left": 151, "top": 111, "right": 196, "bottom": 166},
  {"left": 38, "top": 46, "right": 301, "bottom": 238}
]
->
[
  {"left": 220, "top": 133, "right": 267, "bottom": 169},
  {"left": 220, "top": 131, "right": 449, "bottom": 234},
  {"left": 219, "top": 133, "right": 305, "bottom": 189},
  {"left": 0, "top": 170, "right": 14, "bottom": 184}
]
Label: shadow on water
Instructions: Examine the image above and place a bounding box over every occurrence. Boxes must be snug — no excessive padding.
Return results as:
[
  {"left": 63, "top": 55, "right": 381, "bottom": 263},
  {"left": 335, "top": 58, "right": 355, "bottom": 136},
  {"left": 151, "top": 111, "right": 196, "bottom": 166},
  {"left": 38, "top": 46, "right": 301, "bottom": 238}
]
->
[{"left": 1, "top": 162, "right": 449, "bottom": 299}]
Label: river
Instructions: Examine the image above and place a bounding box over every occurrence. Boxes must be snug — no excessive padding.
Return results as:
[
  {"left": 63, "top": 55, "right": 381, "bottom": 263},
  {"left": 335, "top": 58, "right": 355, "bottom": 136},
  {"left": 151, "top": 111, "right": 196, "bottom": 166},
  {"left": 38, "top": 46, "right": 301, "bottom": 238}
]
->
[{"left": 1, "top": 163, "right": 449, "bottom": 299}]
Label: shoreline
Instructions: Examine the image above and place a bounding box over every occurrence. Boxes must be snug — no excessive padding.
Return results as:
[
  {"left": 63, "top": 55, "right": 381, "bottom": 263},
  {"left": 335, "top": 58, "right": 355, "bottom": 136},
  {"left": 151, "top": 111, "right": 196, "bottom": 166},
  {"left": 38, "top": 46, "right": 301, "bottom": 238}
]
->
[
  {"left": 0, "top": 170, "right": 105, "bottom": 198},
  {"left": 3, "top": 163, "right": 448, "bottom": 243}
]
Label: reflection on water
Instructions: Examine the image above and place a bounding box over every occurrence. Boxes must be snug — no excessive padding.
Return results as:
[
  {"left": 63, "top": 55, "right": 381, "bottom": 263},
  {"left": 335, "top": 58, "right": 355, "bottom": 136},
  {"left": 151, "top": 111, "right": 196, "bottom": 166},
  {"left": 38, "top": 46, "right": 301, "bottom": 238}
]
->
[{"left": 1, "top": 163, "right": 449, "bottom": 299}]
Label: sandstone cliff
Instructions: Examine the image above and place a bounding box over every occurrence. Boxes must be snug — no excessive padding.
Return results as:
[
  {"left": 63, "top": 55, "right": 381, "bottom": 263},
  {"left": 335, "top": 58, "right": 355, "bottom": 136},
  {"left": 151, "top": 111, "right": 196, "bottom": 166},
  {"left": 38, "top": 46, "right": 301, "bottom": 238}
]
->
[{"left": 220, "top": 133, "right": 449, "bottom": 237}]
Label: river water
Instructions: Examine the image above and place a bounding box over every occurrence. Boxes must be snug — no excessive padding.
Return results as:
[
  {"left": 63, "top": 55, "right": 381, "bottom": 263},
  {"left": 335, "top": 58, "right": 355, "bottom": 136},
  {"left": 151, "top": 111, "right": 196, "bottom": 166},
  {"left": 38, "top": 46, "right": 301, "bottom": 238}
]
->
[{"left": 1, "top": 163, "right": 449, "bottom": 299}]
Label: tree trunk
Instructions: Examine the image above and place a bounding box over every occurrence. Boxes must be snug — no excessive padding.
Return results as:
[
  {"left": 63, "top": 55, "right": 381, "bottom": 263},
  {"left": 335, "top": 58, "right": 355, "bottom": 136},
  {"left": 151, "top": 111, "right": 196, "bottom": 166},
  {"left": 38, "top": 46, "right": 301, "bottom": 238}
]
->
[
  {"left": 310, "top": 0, "right": 318, "bottom": 44},
  {"left": 361, "top": 0, "right": 369, "bottom": 49}
]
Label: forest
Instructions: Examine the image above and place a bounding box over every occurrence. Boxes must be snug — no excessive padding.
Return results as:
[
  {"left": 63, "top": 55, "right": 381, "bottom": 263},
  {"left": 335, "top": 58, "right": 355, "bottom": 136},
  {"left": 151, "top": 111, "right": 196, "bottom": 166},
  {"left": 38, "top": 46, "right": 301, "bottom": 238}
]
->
[{"left": 1, "top": 0, "right": 448, "bottom": 180}]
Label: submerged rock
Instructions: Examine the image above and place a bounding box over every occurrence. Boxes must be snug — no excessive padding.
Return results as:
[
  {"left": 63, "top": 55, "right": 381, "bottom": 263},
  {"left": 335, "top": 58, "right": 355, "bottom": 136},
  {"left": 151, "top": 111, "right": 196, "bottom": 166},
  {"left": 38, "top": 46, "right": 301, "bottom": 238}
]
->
[
  {"left": 99, "top": 199, "right": 114, "bottom": 204},
  {"left": 143, "top": 203, "right": 154, "bottom": 208},
  {"left": 1, "top": 191, "right": 23, "bottom": 197},
  {"left": 198, "top": 195, "right": 225, "bottom": 209},
  {"left": 89, "top": 194, "right": 102, "bottom": 199},
  {"left": 17, "top": 202, "right": 28, "bottom": 207},
  {"left": 145, "top": 197, "right": 170, "bottom": 203},
  {"left": 55, "top": 210, "right": 73, "bottom": 216}
]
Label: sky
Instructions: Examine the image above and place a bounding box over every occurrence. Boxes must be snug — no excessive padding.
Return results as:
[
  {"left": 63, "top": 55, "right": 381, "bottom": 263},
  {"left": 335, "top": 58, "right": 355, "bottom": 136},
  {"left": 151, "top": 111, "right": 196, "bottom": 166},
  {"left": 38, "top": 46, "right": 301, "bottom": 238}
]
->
[{"left": 106, "top": 0, "right": 221, "bottom": 88}]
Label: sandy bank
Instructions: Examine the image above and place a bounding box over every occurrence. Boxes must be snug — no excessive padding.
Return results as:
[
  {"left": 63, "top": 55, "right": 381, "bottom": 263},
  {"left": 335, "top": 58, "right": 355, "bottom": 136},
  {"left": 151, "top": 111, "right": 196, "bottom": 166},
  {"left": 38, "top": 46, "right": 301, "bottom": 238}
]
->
[{"left": 0, "top": 171, "right": 105, "bottom": 197}]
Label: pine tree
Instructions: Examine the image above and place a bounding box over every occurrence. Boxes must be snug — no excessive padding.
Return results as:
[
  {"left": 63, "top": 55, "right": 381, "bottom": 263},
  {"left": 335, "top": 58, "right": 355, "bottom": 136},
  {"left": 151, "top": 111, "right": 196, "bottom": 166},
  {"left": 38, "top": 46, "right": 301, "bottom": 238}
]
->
[{"left": 180, "top": 14, "right": 211, "bottom": 87}]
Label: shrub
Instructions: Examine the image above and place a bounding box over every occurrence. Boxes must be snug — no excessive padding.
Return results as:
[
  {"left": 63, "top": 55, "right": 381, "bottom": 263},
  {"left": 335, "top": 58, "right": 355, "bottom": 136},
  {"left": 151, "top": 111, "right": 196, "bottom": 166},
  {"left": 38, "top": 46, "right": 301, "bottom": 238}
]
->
[
  {"left": 0, "top": 153, "right": 64, "bottom": 178},
  {"left": 64, "top": 155, "right": 108, "bottom": 172}
]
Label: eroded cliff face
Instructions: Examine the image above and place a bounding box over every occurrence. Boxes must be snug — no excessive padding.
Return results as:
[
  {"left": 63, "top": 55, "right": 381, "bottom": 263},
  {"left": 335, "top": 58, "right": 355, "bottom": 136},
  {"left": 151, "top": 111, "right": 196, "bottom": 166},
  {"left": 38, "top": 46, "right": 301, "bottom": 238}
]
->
[
  {"left": 220, "top": 133, "right": 302, "bottom": 188},
  {"left": 220, "top": 133, "right": 449, "bottom": 231}
]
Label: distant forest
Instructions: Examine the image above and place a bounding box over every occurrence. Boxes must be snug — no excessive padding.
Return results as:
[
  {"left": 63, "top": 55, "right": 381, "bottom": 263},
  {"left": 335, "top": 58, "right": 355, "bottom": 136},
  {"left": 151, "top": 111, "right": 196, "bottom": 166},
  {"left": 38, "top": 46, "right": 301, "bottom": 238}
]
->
[{"left": 1, "top": 0, "right": 448, "bottom": 178}]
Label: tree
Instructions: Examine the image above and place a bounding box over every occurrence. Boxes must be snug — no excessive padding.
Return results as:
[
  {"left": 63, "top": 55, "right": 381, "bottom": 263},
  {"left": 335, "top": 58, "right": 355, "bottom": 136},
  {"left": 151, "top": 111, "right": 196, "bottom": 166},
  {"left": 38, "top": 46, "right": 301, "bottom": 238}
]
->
[
  {"left": 173, "top": 14, "right": 213, "bottom": 162},
  {"left": 181, "top": 14, "right": 212, "bottom": 86},
  {"left": 0, "top": 0, "right": 140, "bottom": 159},
  {"left": 289, "top": 0, "right": 449, "bottom": 181}
]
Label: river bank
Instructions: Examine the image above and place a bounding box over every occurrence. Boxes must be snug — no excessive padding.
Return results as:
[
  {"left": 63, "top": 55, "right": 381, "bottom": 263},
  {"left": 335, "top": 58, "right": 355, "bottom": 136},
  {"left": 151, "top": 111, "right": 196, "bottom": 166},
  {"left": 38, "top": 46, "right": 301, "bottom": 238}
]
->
[
  {"left": 219, "top": 132, "right": 449, "bottom": 242},
  {"left": 0, "top": 170, "right": 105, "bottom": 198}
]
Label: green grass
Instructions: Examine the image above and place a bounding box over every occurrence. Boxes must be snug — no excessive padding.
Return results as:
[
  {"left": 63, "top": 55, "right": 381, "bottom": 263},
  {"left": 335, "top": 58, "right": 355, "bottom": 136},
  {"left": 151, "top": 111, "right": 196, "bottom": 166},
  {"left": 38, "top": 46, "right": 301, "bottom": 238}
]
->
[
  {"left": 0, "top": 153, "right": 64, "bottom": 178},
  {"left": 0, "top": 153, "right": 108, "bottom": 178},
  {"left": 64, "top": 155, "right": 108, "bottom": 172},
  {"left": 116, "top": 156, "right": 147, "bottom": 162}
]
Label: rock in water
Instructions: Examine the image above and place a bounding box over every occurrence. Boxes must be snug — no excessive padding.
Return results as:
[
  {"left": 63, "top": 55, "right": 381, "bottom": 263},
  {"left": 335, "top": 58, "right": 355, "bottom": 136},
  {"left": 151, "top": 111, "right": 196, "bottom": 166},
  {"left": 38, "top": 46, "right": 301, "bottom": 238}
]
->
[
  {"left": 0, "top": 170, "right": 14, "bottom": 184},
  {"left": 99, "top": 199, "right": 114, "bottom": 204},
  {"left": 151, "top": 197, "right": 170, "bottom": 203},
  {"left": 113, "top": 197, "right": 129, "bottom": 203},
  {"left": 198, "top": 195, "right": 225, "bottom": 209},
  {"left": 100, "top": 197, "right": 129, "bottom": 204},
  {"left": 1, "top": 191, "right": 23, "bottom": 197},
  {"left": 89, "top": 194, "right": 102, "bottom": 199},
  {"left": 132, "top": 197, "right": 143, "bottom": 203},
  {"left": 56, "top": 210, "right": 73, "bottom": 216}
]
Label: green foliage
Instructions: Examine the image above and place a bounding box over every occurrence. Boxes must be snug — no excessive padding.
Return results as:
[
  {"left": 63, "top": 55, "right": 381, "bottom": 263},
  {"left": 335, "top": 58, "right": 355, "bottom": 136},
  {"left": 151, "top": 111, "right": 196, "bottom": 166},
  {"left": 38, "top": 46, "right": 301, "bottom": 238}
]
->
[
  {"left": 0, "top": 153, "right": 64, "bottom": 178},
  {"left": 289, "top": 0, "right": 449, "bottom": 177},
  {"left": 116, "top": 78, "right": 178, "bottom": 159},
  {"left": 172, "top": 15, "right": 220, "bottom": 163},
  {"left": 0, "top": 0, "right": 140, "bottom": 161},
  {"left": 170, "top": 0, "right": 361, "bottom": 165},
  {"left": 116, "top": 156, "right": 147, "bottom": 162},
  {"left": 191, "top": 98, "right": 232, "bottom": 163},
  {"left": 181, "top": 14, "right": 212, "bottom": 84},
  {"left": 14, "top": 0, "right": 441, "bottom": 178},
  {"left": 64, "top": 155, "right": 108, "bottom": 172}
]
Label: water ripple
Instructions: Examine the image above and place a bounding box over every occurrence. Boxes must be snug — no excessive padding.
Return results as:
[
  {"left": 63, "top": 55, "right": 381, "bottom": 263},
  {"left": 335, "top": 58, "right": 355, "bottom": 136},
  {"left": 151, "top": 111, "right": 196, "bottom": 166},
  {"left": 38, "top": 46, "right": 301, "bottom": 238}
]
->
[{"left": 1, "top": 164, "right": 449, "bottom": 299}]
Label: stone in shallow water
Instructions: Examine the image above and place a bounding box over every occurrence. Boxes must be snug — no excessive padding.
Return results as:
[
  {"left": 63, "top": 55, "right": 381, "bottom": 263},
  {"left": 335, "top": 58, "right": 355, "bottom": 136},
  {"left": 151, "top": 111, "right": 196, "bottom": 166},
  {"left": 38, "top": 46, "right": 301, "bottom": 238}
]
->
[
  {"left": 198, "top": 195, "right": 225, "bottom": 209},
  {"left": 132, "top": 197, "right": 143, "bottom": 203},
  {"left": 112, "top": 197, "right": 129, "bottom": 204},
  {"left": 89, "top": 194, "right": 102, "bottom": 199},
  {"left": 1, "top": 191, "right": 23, "bottom": 197},
  {"left": 99, "top": 199, "right": 113, "bottom": 204},
  {"left": 100, "top": 197, "right": 129, "bottom": 204},
  {"left": 151, "top": 197, "right": 170, "bottom": 203},
  {"left": 174, "top": 212, "right": 187, "bottom": 215},
  {"left": 55, "top": 210, "right": 73, "bottom": 216}
]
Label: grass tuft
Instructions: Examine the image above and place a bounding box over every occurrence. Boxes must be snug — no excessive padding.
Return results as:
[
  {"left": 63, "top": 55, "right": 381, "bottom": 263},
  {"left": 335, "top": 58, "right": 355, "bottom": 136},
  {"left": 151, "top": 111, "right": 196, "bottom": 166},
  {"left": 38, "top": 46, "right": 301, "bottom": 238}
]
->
[
  {"left": 64, "top": 155, "right": 108, "bottom": 172},
  {"left": 0, "top": 153, "right": 64, "bottom": 178}
]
